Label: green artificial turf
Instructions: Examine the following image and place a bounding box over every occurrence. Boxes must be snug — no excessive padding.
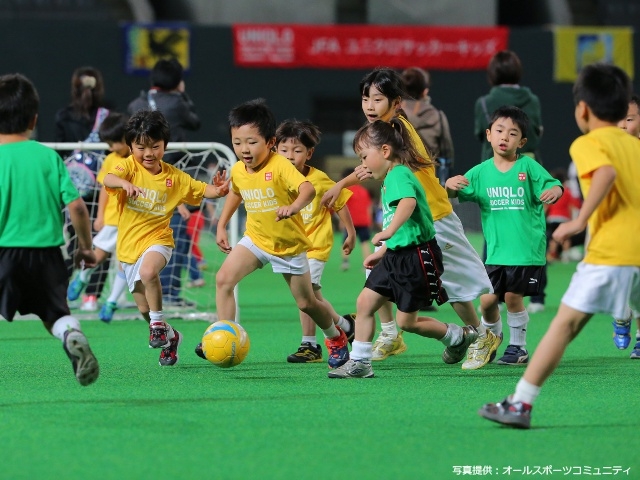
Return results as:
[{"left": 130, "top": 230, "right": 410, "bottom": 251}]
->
[{"left": 1, "top": 233, "right": 638, "bottom": 479}]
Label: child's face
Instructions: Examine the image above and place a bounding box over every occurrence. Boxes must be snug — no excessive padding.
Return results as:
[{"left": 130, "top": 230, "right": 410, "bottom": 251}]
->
[
  {"left": 356, "top": 143, "right": 391, "bottom": 180},
  {"left": 276, "top": 138, "right": 313, "bottom": 173},
  {"left": 231, "top": 124, "right": 275, "bottom": 172},
  {"left": 130, "top": 138, "right": 164, "bottom": 174},
  {"left": 617, "top": 102, "right": 640, "bottom": 138},
  {"left": 362, "top": 85, "right": 400, "bottom": 124},
  {"left": 107, "top": 140, "right": 130, "bottom": 158},
  {"left": 486, "top": 117, "right": 527, "bottom": 160}
]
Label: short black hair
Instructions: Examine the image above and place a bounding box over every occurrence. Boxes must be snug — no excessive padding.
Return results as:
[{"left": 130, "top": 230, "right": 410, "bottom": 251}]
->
[
  {"left": 125, "top": 110, "right": 171, "bottom": 147},
  {"left": 99, "top": 112, "right": 129, "bottom": 143},
  {"left": 573, "top": 63, "right": 631, "bottom": 123},
  {"left": 401, "top": 67, "right": 430, "bottom": 99},
  {"left": 228, "top": 98, "right": 276, "bottom": 140},
  {"left": 0, "top": 73, "right": 39, "bottom": 134},
  {"left": 275, "top": 119, "right": 321, "bottom": 149},
  {"left": 489, "top": 105, "right": 529, "bottom": 139},
  {"left": 631, "top": 93, "right": 640, "bottom": 107},
  {"left": 150, "top": 58, "right": 183, "bottom": 90},
  {"left": 487, "top": 50, "right": 522, "bottom": 86}
]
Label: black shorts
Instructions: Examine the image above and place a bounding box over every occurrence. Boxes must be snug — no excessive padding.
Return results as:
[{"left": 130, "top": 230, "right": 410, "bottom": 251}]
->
[
  {"left": 345, "top": 226, "right": 371, "bottom": 244},
  {"left": 0, "top": 247, "right": 70, "bottom": 326},
  {"left": 365, "top": 239, "right": 448, "bottom": 313},
  {"left": 485, "top": 265, "right": 545, "bottom": 302}
]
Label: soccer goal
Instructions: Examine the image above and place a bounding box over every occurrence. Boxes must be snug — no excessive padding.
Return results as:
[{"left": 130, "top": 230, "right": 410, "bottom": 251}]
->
[{"left": 43, "top": 141, "right": 238, "bottom": 323}]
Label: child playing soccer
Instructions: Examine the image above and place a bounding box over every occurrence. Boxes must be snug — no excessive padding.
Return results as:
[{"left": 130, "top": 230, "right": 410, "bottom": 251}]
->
[
  {"left": 67, "top": 112, "right": 131, "bottom": 322},
  {"left": 213, "top": 99, "right": 350, "bottom": 370},
  {"left": 446, "top": 106, "right": 563, "bottom": 365},
  {"left": 328, "top": 119, "right": 477, "bottom": 379},
  {"left": 0, "top": 73, "right": 99, "bottom": 385},
  {"left": 479, "top": 64, "right": 640, "bottom": 428},
  {"left": 103, "top": 110, "right": 229, "bottom": 367},
  {"left": 275, "top": 119, "right": 357, "bottom": 363}
]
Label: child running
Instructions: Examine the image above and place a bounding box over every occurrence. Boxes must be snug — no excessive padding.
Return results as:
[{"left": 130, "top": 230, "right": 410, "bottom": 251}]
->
[
  {"left": 103, "top": 110, "right": 229, "bottom": 367},
  {"left": 478, "top": 64, "right": 640, "bottom": 429},
  {"left": 67, "top": 112, "right": 131, "bottom": 322},
  {"left": 211, "top": 99, "right": 350, "bottom": 370},
  {"left": 323, "top": 68, "right": 498, "bottom": 370},
  {"left": 275, "top": 119, "right": 357, "bottom": 363},
  {"left": 328, "top": 119, "right": 477, "bottom": 378},
  {"left": 0, "top": 73, "right": 99, "bottom": 385},
  {"left": 446, "top": 106, "right": 562, "bottom": 365}
]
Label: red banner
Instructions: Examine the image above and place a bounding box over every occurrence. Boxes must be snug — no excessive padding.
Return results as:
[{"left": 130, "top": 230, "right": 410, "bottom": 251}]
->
[{"left": 233, "top": 25, "right": 509, "bottom": 70}]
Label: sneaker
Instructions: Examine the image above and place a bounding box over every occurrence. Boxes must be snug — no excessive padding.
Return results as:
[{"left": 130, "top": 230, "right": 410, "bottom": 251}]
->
[
  {"left": 187, "top": 278, "right": 206, "bottom": 288},
  {"left": 371, "top": 331, "right": 407, "bottom": 361},
  {"left": 496, "top": 344, "right": 529, "bottom": 365},
  {"left": 340, "top": 260, "right": 349, "bottom": 271},
  {"left": 324, "top": 327, "right": 350, "bottom": 369},
  {"left": 526, "top": 302, "right": 545, "bottom": 314},
  {"left": 341, "top": 313, "right": 356, "bottom": 344},
  {"left": 63, "top": 329, "right": 99, "bottom": 386},
  {"left": 327, "top": 359, "right": 374, "bottom": 378},
  {"left": 149, "top": 322, "right": 171, "bottom": 349},
  {"left": 159, "top": 329, "right": 182, "bottom": 366},
  {"left": 442, "top": 325, "right": 479, "bottom": 364},
  {"left": 67, "top": 275, "right": 87, "bottom": 301},
  {"left": 80, "top": 294, "right": 98, "bottom": 311},
  {"left": 462, "top": 329, "right": 502, "bottom": 370},
  {"left": 478, "top": 396, "right": 532, "bottom": 429},
  {"left": 98, "top": 301, "right": 117, "bottom": 323},
  {"left": 287, "top": 342, "right": 323, "bottom": 363},
  {"left": 612, "top": 320, "right": 631, "bottom": 349},
  {"left": 489, "top": 333, "right": 504, "bottom": 363},
  {"left": 195, "top": 342, "right": 206, "bottom": 360},
  {"left": 630, "top": 340, "right": 640, "bottom": 359}
]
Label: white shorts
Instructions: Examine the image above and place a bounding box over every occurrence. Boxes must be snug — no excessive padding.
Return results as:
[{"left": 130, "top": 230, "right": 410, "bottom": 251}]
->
[
  {"left": 435, "top": 212, "right": 493, "bottom": 302},
  {"left": 121, "top": 245, "right": 172, "bottom": 293},
  {"left": 308, "top": 258, "right": 326, "bottom": 289},
  {"left": 562, "top": 263, "right": 640, "bottom": 319},
  {"left": 93, "top": 225, "right": 118, "bottom": 254},
  {"left": 238, "top": 236, "right": 309, "bottom": 275}
]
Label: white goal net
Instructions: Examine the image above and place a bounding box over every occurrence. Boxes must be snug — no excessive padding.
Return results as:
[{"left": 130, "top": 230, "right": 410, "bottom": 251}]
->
[{"left": 44, "top": 141, "right": 238, "bottom": 323}]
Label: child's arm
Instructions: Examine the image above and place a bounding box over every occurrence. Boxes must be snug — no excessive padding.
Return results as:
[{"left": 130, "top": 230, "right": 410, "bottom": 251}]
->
[
  {"left": 216, "top": 189, "right": 243, "bottom": 254},
  {"left": 552, "top": 165, "right": 616, "bottom": 243},
  {"left": 321, "top": 171, "right": 362, "bottom": 208},
  {"left": 364, "top": 243, "right": 387, "bottom": 270},
  {"left": 93, "top": 186, "right": 108, "bottom": 231},
  {"left": 371, "top": 197, "right": 416, "bottom": 246},
  {"left": 204, "top": 171, "right": 230, "bottom": 199},
  {"left": 539, "top": 185, "right": 563, "bottom": 204},
  {"left": 335, "top": 205, "right": 356, "bottom": 255},
  {"left": 103, "top": 173, "right": 144, "bottom": 198},
  {"left": 444, "top": 175, "right": 469, "bottom": 198},
  {"left": 67, "top": 198, "right": 97, "bottom": 269},
  {"left": 275, "top": 181, "right": 315, "bottom": 222}
]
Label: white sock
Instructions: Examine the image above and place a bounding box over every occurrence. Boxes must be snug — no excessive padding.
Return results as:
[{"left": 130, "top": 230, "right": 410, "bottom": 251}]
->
[
  {"left": 79, "top": 267, "right": 94, "bottom": 283},
  {"left": 475, "top": 322, "right": 487, "bottom": 336},
  {"left": 302, "top": 335, "right": 317, "bottom": 346},
  {"left": 380, "top": 320, "right": 398, "bottom": 338},
  {"left": 107, "top": 270, "right": 128, "bottom": 304},
  {"left": 440, "top": 323, "right": 464, "bottom": 347},
  {"left": 51, "top": 315, "right": 81, "bottom": 341},
  {"left": 336, "top": 316, "right": 351, "bottom": 335},
  {"left": 149, "top": 311, "right": 164, "bottom": 324},
  {"left": 636, "top": 329, "right": 640, "bottom": 341},
  {"left": 322, "top": 324, "right": 340, "bottom": 339},
  {"left": 351, "top": 341, "right": 373, "bottom": 361},
  {"left": 507, "top": 310, "right": 529, "bottom": 347},
  {"left": 482, "top": 316, "right": 502, "bottom": 337},
  {"left": 614, "top": 316, "right": 632, "bottom": 326},
  {"left": 512, "top": 377, "right": 541, "bottom": 405}
]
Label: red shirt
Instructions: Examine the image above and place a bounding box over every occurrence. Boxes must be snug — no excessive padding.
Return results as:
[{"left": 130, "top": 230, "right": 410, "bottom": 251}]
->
[
  {"left": 547, "top": 187, "right": 581, "bottom": 223},
  {"left": 346, "top": 185, "right": 372, "bottom": 227}
]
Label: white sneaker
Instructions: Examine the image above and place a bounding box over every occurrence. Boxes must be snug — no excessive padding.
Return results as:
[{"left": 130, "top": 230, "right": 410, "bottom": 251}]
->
[
  {"left": 327, "top": 359, "right": 374, "bottom": 378},
  {"left": 80, "top": 295, "right": 98, "bottom": 311},
  {"left": 526, "top": 302, "right": 545, "bottom": 314},
  {"left": 462, "top": 330, "right": 502, "bottom": 370},
  {"left": 371, "top": 331, "right": 407, "bottom": 361}
]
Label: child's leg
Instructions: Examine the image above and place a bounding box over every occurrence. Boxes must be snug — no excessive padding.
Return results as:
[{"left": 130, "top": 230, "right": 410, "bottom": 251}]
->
[
  {"left": 215, "top": 245, "right": 261, "bottom": 320},
  {"left": 138, "top": 251, "right": 168, "bottom": 312},
  {"left": 285, "top": 271, "right": 333, "bottom": 331},
  {"left": 396, "top": 310, "right": 446, "bottom": 339}
]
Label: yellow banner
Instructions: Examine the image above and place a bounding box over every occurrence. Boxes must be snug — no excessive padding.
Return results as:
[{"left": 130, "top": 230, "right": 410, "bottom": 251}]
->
[
  {"left": 124, "top": 23, "right": 191, "bottom": 74},
  {"left": 554, "top": 27, "right": 634, "bottom": 82}
]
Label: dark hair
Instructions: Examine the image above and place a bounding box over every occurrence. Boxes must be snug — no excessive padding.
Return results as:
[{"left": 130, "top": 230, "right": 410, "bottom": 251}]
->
[
  {"left": 631, "top": 93, "right": 640, "bottom": 107},
  {"left": 489, "top": 106, "right": 529, "bottom": 139},
  {"left": 275, "top": 119, "right": 321, "bottom": 149},
  {"left": 150, "top": 58, "right": 183, "bottom": 91},
  {"left": 487, "top": 50, "right": 522, "bottom": 86},
  {"left": 353, "top": 118, "right": 424, "bottom": 172},
  {"left": 70, "top": 66, "right": 105, "bottom": 119},
  {"left": 360, "top": 68, "right": 409, "bottom": 101},
  {"left": 125, "top": 110, "right": 171, "bottom": 147},
  {"left": 228, "top": 98, "right": 276, "bottom": 140},
  {"left": 550, "top": 168, "right": 567, "bottom": 183},
  {"left": 401, "top": 67, "right": 430, "bottom": 99},
  {"left": 0, "top": 73, "right": 39, "bottom": 134},
  {"left": 573, "top": 63, "right": 631, "bottom": 123},
  {"left": 99, "top": 112, "right": 129, "bottom": 143},
  {"left": 341, "top": 167, "right": 355, "bottom": 178}
]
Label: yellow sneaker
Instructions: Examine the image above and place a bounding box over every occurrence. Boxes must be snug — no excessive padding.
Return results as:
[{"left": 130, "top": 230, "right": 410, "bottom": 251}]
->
[
  {"left": 462, "top": 330, "right": 502, "bottom": 370},
  {"left": 371, "top": 331, "right": 407, "bottom": 361}
]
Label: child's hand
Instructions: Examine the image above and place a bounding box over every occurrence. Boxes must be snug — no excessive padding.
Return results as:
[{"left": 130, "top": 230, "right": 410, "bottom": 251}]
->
[
  {"left": 342, "top": 233, "right": 355, "bottom": 255},
  {"left": 354, "top": 164, "right": 373, "bottom": 181},
  {"left": 539, "top": 186, "right": 563, "bottom": 204},
  {"left": 445, "top": 175, "right": 469, "bottom": 191},
  {"left": 363, "top": 250, "right": 383, "bottom": 270},
  {"left": 321, "top": 185, "right": 341, "bottom": 208},
  {"left": 216, "top": 229, "right": 232, "bottom": 254},
  {"left": 74, "top": 249, "right": 96, "bottom": 269},
  {"left": 371, "top": 230, "right": 391, "bottom": 246},
  {"left": 275, "top": 205, "right": 296, "bottom": 222},
  {"left": 122, "top": 181, "right": 144, "bottom": 198}
]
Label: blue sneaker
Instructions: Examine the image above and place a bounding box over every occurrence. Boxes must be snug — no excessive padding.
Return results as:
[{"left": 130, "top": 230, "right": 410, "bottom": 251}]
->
[
  {"left": 67, "top": 275, "right": 87, "bottom": 301},
  {"left": 630, "top": 340, "right": 640, "bottom": 359},
  {"left": 98, "top": 301, "right": 117, "bottom": 323},
  {"left": 612, "top": 321, "right": 631, "bottom": 350},
  {"left": 324, "top": 327, "right": 350, "bottom": 369}
]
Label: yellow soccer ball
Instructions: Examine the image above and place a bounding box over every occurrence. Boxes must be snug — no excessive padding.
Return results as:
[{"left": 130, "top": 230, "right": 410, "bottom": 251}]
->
[{"left": 201, "top": 320, "right": 250, "bottom": 368}]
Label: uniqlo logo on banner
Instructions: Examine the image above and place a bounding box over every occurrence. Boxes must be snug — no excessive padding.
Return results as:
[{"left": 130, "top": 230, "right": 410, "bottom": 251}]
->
[{"left": 234, "top": 26, "right": 295, "bottom": 65}]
